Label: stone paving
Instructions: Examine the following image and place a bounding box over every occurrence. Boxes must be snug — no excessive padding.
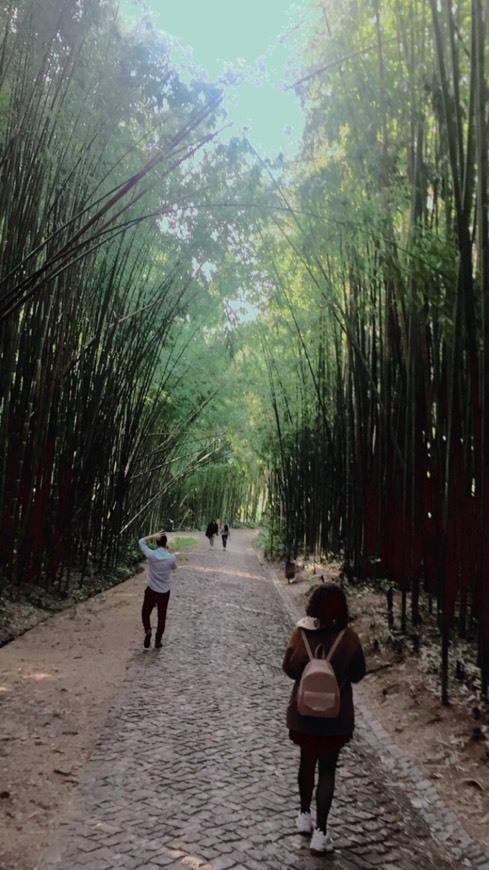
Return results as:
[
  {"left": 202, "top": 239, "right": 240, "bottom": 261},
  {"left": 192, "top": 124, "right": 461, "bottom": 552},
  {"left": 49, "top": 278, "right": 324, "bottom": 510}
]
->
[{"left": 42, "top": 533, "right": 489, "bottom": 869}]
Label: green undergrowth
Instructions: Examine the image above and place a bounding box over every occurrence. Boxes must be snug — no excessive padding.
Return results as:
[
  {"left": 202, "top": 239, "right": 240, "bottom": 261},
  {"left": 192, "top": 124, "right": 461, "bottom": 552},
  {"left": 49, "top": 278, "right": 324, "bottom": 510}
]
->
[{"left": 170, "top": 536, "right": 197, "bottom": 550}]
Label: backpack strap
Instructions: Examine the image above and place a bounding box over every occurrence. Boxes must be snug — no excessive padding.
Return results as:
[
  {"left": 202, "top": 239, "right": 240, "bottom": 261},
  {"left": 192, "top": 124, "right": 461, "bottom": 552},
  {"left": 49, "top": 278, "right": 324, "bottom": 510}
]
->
[
  {"left": 300, "top": 629, "right": 314, "bottom": 661},
  {"left": 325, "top": 629, "right": 346, "bottom": 662},
  {"left": 300, "top": 628, "right": 346, "bottom": 661}
]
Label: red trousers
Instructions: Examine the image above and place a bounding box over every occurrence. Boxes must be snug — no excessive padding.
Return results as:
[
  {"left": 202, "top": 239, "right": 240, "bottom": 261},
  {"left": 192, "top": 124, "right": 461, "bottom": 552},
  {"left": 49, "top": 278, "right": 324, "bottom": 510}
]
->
[{"left": 141, "top": 587, "right": 170, "bottom": 642}]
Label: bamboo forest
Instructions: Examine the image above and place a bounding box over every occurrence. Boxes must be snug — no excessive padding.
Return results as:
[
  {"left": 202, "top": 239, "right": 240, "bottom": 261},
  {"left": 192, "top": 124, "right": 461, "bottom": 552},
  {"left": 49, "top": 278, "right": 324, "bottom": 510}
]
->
[{"left": 1, "top": 0, "right": 489, "bottom": 703}]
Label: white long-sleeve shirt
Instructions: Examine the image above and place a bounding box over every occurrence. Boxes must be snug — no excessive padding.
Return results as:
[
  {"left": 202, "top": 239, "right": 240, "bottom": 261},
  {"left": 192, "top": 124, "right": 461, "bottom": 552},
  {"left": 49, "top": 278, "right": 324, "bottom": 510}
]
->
[{"left": 138, "top": 539, "right": 177, "bottom": 593}]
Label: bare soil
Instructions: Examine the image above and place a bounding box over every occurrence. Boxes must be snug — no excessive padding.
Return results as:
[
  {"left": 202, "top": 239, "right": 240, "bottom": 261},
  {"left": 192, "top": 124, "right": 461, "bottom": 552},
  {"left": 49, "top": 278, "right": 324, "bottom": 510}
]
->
[{"left": 0, "top": 532, "right": 488, "bottom": 869}]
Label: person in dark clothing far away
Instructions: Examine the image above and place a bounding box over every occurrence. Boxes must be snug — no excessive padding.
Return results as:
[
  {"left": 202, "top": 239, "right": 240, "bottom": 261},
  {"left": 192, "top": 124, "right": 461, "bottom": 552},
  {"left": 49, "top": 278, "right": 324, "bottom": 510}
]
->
[
  {"left": 205, "top": 519, "right": 219, "bottom": 547},
  {"left": 221, "top": 523, "right": 230, "bottom": 549}
]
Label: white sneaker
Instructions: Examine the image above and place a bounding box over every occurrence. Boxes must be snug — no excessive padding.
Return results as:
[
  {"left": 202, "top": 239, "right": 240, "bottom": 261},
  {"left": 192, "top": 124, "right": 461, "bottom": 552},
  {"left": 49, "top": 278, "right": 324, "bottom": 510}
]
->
[
  {"left": 310, "top": 828, "right": 334, "bottom": 855},
  {"left": 297, "top": 810, "right": 313, "bottom": 835}
]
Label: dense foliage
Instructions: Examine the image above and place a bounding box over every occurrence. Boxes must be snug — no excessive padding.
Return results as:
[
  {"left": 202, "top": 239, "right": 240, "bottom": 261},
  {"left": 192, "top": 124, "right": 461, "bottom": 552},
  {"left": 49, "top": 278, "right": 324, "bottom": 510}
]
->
[
  {"left": 0, "top": 0, "right": 262, "bottom": 592},
  {"left": 255, "top": 0, "right": 489, "bottom": 701}
]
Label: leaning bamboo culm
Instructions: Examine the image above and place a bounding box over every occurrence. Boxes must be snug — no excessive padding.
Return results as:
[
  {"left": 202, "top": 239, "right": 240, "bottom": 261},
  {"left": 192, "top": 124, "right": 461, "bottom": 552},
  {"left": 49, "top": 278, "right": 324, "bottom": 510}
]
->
[{"left": 0, "top": 0, "right": 222, "bottom": 593}]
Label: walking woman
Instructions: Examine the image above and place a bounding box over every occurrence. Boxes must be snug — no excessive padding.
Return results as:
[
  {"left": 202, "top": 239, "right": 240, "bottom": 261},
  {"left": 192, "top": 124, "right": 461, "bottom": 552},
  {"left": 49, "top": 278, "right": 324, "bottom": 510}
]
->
[
  {"left": 282, "top": 582, "right": 366, "bottom": 855},
  {"left": 205, "top": 519, "right": 218, "bottom": 547}
]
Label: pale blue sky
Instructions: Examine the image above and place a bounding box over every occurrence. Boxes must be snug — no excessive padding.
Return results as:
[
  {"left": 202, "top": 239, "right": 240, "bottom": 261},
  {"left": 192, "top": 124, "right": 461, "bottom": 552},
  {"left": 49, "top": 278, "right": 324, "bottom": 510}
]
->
[{"left": 119, "top": 0, "right": 306, "bottom": 156}]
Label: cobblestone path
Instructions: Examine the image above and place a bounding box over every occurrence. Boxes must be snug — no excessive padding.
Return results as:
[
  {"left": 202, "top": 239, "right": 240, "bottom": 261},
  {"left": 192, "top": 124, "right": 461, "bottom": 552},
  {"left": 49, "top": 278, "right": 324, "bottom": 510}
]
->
[{"left": 43, "top": 532, "right": 489, "bottom": 869}]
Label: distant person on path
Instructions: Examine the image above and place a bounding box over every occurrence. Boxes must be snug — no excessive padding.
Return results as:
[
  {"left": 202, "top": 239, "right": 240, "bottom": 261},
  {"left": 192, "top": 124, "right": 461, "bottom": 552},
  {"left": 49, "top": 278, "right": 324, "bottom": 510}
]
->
[
  {"left": 221, "top": 523, "right": 230, "bottom": 549},
  {"left": 138, "top": 530, "right": 177, "bottom": 650},
  {"left": 282, "top": 582, "right": 366, "bottom": 856},
  {"left": 205, "top": 520, "right": 218, "bottom": 547}
]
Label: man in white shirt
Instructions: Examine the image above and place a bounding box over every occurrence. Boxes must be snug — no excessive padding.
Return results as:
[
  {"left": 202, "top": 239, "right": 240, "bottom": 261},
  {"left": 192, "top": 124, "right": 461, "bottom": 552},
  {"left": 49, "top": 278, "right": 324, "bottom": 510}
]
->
[{"left": 138, "top": 530, "right": 177, "bottom": 650}]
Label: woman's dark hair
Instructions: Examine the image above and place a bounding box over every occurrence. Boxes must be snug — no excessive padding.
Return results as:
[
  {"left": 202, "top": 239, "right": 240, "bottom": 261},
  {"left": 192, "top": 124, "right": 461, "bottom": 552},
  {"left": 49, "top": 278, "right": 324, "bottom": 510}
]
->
[
  {"left": 156, "top": 534, "right": 167, "bottom": 547},
  {"left": 306, "top": 582, "right": 349, "bottom": 630}
]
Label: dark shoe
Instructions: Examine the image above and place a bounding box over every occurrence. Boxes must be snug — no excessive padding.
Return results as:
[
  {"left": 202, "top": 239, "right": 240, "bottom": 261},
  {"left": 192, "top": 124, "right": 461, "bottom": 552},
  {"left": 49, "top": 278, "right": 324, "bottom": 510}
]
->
[
  {"left": 155, "top": 639, "right": 162, "bottom": 649},
  {"left": 143, "top": 630, "right": 152, "bottom": 650}
]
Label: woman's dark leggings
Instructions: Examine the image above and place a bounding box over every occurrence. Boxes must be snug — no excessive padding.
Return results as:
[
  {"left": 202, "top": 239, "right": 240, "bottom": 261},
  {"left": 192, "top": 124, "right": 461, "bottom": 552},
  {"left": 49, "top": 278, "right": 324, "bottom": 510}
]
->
[
  {"left": 298, "top": 746, "right": 340, "bottom": 833},
  {"left": 141, "top": 587, "right": 170, "bottom": 642}
]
